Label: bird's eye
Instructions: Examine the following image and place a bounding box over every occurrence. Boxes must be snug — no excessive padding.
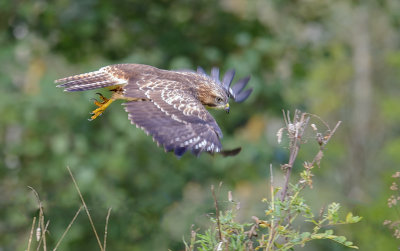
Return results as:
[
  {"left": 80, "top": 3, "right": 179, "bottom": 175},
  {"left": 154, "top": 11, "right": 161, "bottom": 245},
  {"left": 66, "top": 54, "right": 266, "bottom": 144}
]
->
[{"left": 215, "top": 97, "right": 223, "bottom": 103}]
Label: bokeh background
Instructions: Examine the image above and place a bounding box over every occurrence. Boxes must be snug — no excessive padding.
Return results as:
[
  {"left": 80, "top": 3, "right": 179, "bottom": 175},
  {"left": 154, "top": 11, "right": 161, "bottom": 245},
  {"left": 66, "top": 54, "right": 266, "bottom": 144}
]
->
[{"left": 1, "top": 0, "right": 400, "bottom": 250}]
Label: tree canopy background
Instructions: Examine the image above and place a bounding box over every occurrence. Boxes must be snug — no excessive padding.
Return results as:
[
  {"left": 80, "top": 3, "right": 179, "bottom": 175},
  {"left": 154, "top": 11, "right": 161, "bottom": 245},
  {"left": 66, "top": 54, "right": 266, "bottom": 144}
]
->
[{"left": 1, "top": 0, "right": 400, "bottom": 250}]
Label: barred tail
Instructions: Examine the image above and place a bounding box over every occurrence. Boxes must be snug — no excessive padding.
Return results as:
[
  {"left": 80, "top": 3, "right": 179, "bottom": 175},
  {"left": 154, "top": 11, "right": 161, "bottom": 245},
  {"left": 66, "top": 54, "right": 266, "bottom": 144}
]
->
[{"left": 55, "top": 67, "right": 127, "bottom": 92}]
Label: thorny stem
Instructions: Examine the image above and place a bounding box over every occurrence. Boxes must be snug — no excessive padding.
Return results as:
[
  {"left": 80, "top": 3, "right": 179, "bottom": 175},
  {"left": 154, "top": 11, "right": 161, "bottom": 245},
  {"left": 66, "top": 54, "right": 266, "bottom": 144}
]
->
[
  {"left": 280, "top": 140, "right": 299, "bottom": 202},
  {"left": 280, "top": 110, "right": 308, "bottom": 202},
  {"left": 265, "top": 111, "right": 341, "bottom": 250},
  {"left": 266, "top": 111, "right": 305, "bottom": 251}
]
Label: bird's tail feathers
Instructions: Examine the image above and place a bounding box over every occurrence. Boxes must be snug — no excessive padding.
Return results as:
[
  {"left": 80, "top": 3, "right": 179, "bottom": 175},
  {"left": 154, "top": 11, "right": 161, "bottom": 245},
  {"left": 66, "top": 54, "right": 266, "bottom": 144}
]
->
[{"left": 55, "top": 69, "right": 126, "bottom": 92}]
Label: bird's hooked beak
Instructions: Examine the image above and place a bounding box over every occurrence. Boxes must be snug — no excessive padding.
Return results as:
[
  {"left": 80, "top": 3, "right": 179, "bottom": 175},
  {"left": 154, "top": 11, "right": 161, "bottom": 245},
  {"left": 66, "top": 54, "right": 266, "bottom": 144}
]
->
[{"left": 224, "top": 103, "right": 230, "bottom": 114}]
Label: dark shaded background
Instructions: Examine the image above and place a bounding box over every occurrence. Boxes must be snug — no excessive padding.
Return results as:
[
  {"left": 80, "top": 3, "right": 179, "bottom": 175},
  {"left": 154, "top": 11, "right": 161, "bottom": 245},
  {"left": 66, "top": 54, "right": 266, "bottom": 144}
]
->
[{"left": 1, "top": 0, "right": 400, "bottom": 250}]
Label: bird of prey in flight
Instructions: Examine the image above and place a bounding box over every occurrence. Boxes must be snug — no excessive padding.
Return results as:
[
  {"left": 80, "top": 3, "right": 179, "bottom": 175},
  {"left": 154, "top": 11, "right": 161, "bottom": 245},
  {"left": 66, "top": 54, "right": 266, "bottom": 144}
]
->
[{"left": 55, "top": 64, "right": 252, "bottom": 157}]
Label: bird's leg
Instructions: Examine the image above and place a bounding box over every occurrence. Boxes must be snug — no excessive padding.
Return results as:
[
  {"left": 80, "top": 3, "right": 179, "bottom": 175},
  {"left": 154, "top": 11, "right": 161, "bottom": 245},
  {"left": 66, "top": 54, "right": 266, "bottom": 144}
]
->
[
  {"left": 89, "top": 93, "right": 115, "bottom": 121},
  {"left": 91, "top": 93, "right": 108, "bottom": 107}
]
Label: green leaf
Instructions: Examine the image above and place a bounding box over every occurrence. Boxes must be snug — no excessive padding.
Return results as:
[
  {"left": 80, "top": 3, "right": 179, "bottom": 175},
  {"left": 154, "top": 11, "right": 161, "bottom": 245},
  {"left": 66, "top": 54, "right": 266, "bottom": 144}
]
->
[
  {"left": 346, "top": 212, "right": 353, "bottom": 222},
  {"left": 344, "top": 241, "right": 354, "bottom": 246},
  {"left": 333, "top": 236, "right": 346, "bottom": 243},
  {"left": 301, "top": 232, "right": 311, "bottom": 240},
  {"left": 274, "top": 187, "right": 282, "bottom": 195},
  {"left": 350, "top": 216, "right": 363, "bottom": 223},
  {"left": 311, "top": 233, "right": 325, "bottom": 239}
]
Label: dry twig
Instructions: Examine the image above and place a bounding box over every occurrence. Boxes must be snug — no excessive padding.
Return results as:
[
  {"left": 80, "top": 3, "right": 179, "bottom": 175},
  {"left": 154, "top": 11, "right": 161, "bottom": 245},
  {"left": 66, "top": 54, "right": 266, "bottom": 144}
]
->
[
  {"left": 103, "top": 208, "right": 112, "bottom": 251},
  {"left": 28, "top": 186, "right": 48, "bottom": 251},
  {"left": 280, "top": 110, "right": 308, "bottom": 202},
  {"left": 211, "top": 185, "right": 222, "bottom": 242},
  {"left": 53, "top": 206, "right": 83, "bottom": 251},
  {"left": 27, "top": 217, "right": 36, "bottom": 251},
  {"left": 36, "top": 221, "right": 50, "bottom": 251},
  {"left": 67, "top": 166, "right": 104, "bottom": 251},
  {"left": 266, "top": 164, "right": 276, "bottom": 250}
]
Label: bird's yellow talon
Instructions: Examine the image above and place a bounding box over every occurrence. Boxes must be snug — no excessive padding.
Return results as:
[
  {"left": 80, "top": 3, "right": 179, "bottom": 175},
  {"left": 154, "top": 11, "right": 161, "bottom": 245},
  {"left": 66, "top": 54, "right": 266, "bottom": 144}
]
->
[
  {"left": 93, "top": 100, "right": 103, "bottom": 107},
  {"left": 89, "top": 94, "right": 114, "bottom": 121}
]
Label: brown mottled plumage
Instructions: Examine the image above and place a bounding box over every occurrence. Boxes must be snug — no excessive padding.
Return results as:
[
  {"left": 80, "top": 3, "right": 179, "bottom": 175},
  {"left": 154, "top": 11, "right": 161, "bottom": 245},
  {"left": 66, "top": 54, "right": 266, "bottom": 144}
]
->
[{"left": 55, "top": 64, "right": 252, "bottom": 157}]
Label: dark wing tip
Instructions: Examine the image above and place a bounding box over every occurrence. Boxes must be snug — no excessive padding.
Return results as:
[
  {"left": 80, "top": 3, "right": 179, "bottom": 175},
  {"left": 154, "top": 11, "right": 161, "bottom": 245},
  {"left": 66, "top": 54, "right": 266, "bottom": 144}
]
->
[
  {"left": 219, "top": 147, "right": 242, "bottom": 157},
  {"left": 222, "top": 69, "right": 236, "bottom": 89},
  {"left": 174, "top": 147, "right": 187, "bottom": 157},
  {"left": 234, "top": 88, "right": 253, "bottom": 103},
  {"left": 231, "top": 76, "right": 251, "bottom": 94}
]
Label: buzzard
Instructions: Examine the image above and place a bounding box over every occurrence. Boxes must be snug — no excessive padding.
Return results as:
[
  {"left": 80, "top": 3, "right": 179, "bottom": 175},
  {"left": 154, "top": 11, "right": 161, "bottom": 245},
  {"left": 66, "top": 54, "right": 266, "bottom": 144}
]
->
[{"left": 55, "top": 64, "right": 252, "bottom": 157}]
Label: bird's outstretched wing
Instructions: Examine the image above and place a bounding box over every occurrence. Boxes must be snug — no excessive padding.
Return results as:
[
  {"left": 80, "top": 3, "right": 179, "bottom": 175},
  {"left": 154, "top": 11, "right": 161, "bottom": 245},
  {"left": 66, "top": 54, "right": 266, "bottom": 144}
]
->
[{"left": 124, "top": 80, "right": 223, "bottom": 157}]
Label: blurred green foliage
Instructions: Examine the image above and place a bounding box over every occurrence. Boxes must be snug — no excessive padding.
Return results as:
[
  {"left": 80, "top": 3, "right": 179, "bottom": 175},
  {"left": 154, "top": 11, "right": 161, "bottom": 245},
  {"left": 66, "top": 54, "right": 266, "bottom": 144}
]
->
[{"left": 1, "top": 0, "right": 400, "bottom": 250}]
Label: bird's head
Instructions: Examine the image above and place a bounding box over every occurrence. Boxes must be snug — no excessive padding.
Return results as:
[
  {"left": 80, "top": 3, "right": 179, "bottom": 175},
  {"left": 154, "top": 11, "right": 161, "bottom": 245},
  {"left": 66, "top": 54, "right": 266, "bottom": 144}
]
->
[
  {"left": 195, "top": 66, "right": 252, "bottom": 113},
  {"left": 196, "top": 78, "right": 230, "bottom": 113}
]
